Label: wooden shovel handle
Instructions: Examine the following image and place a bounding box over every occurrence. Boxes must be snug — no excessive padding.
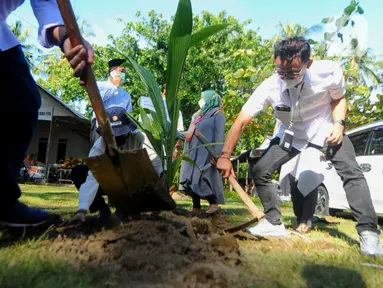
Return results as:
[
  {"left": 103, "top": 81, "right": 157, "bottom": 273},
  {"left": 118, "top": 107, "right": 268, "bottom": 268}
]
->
[
  {"left": 228, "top": 175, "right": 264, "bottom": 219},
  {"left": 56, "top": 0, "right": 117, "bottom": 154}
]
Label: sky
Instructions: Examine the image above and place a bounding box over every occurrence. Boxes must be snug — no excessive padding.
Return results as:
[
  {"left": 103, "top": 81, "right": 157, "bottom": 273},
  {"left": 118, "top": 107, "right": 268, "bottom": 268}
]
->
[{"left": 8, "top": 0, "right": 383, "bottom": 56}]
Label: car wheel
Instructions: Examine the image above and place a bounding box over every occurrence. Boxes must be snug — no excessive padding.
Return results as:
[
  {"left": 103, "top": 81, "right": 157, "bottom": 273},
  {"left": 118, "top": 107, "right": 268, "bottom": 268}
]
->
[{"left": 315, "top": 185, "right": 329, "bottom": 215}]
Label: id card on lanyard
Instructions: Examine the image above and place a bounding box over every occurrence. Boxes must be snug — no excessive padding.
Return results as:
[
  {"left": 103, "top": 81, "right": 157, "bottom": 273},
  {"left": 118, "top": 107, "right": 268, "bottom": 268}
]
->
[{"left": 279, "top": 83, "right": 305, "bottom": 152}]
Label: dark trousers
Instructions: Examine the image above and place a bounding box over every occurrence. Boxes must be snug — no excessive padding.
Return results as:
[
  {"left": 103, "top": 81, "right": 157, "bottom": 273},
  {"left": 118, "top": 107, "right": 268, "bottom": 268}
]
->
[
  {"left": 1, "top": 46, "right": 41, "bottom": 208},
  {"left": 251, "top": 136, "right": 379, "bottom": 234},
  {"left": 192, "top": 193, "right": 217, "bottom": 209},
  {"left": 289, "top": 174, "right": 319, "bottom": 224},
  {"left": 69, "top": 164, "right": 108, "bottom": 213}
]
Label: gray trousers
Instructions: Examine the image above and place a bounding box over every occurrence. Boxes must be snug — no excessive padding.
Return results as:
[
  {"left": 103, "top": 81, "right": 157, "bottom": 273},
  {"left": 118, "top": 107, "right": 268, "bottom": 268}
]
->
[{"left": 250, "top": 136, "right": 379, "bottom": 234}]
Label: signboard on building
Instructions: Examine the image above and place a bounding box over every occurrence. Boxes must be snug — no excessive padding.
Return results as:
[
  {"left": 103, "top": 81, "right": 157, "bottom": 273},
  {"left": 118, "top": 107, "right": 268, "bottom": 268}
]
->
[{"left": 38, "top": 106, "right": 53, "bottom": 121}]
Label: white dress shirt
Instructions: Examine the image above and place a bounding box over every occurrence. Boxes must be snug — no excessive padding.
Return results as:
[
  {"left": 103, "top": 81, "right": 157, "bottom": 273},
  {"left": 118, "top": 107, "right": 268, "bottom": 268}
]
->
[
  {"left": 279, "top": 147, "right": 327, "bottom": 197},
  {"left": 0, "top": 0, "right": 64, "bottom": 51},
  {"left": 163, "top": 98, "right": 184, "bottom": 132},
  {"left": 242, "top": 60, "right": 346, "bottom": 150},
  {"left": 79, "top": 81, "right": 162, "bottom": 212}
]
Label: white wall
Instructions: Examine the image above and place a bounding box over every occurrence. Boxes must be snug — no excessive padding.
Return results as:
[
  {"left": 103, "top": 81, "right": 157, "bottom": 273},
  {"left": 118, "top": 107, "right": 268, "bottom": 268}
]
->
[
  {"left": 26, "top": 88, "right": 90, "bottom": 164},
  {"left": 27, "top": 119, "right": 90, "bottom": 164},
  {"left": 40, "top": 89, "right": 74, "bottom": 118},
  {"left": 50, "top": 120, "right": 90, "bottom": 162}
]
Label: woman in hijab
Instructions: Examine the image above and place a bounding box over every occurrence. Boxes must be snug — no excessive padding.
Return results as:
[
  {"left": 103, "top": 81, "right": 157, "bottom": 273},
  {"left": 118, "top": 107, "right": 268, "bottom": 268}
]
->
[{"left": 179, "top": 90, "right": 226, "bottom": 215}]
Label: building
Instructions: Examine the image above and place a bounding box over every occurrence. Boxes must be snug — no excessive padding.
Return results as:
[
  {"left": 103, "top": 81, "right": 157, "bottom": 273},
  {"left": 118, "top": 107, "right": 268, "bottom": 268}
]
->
[{"left": 26, "top": 85, "right": 91, "bottom": 165}]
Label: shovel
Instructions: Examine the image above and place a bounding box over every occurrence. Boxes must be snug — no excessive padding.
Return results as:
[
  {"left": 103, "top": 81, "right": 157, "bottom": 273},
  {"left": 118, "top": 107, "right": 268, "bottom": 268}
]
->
[
  {"left": 194, "top": 130, "right": 264, "bottom": 233},
  {"left": 57, "top": 0, "right": 176, "bottom": 215}
]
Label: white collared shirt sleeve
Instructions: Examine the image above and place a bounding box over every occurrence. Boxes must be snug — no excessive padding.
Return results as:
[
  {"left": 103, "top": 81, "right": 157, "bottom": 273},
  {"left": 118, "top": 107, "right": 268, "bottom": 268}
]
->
[
  {"left": 177, "top": 110, "right": 184, "bottom": 132},
  {"left": 241, "top": 79, "right": 271, "bottom": 117},
  {"left": 78, "top": 137, "right": 106, "bottom": 211},
  {"left": 328, "top": 62, "right": 346, "bottom": 100},
  {"left": 30, "top": 0, "right": 64, "bottom": 48}
]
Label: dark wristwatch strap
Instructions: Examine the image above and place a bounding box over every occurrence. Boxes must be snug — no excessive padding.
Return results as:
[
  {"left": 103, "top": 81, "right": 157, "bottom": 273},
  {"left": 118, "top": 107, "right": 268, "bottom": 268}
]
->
[
  {"left": 58, "top": 29, "right": 69, "bottom": 53},
  {"left": 334, "top": 119, "right": 346, "bottom": 127}
]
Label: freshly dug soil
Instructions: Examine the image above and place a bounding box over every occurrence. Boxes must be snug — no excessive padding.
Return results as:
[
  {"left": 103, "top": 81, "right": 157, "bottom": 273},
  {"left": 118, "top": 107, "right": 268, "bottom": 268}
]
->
[{"left": 43, "top": 210, "right": 244, "bottom": 287}]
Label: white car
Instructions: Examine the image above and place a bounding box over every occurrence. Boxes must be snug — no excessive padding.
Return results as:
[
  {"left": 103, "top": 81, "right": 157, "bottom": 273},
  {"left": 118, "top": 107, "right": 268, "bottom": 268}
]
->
[{"left": 316, "top": 120, "right": 383, "bottom": 215}]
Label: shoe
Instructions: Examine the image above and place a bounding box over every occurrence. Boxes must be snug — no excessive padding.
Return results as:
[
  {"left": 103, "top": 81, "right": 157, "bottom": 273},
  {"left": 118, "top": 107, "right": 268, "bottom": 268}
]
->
[
  {"left": 296, "top": 218, "right": 313, "bottom": 233},
  {"left": 97, "top": 207, "right": 112, "bottom": 220},
  {"left": 206, "top": 204, "right": 220, "bottom": 215},
  {"left": 0, "top": 201, "right": 59, "bottom": 227},
  {"left": 245, "top": 218, "right": 288, "bottom": 237},
  {"left": 190, "top": 208, "right": 202, "bottom": 217},
  {"left": 359, "top": 231, "right": 383, "bottom": 257},
  {"left": 296, "top": 223, "right": 312, "bottom": 234}
]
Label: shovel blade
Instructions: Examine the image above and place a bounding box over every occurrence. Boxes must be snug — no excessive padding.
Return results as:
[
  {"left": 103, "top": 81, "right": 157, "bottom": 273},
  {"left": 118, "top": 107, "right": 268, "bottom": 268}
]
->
[{"left": 86, "top": 148, "right": 176, "bottom": 215}]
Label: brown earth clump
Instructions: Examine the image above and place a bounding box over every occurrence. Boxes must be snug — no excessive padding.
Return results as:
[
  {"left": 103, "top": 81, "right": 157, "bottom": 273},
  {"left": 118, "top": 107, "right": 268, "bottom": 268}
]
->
[{"left": 43, "top": 209, "right": 243, "bottom": 287}]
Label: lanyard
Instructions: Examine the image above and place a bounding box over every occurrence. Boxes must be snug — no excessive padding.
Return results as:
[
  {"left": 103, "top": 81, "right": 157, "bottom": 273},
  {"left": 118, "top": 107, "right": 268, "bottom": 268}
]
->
[{"left": 286, "top": 82, "right": 305, "bottom": 129}]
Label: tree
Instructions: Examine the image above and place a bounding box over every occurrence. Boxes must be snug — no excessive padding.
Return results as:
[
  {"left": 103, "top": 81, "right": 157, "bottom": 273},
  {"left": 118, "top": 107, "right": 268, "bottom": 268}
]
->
[
  {"left": 320, "top": 1, "right": 383, "bottom": 127},
  {"left": 38, "top": 10, "right": 270, "bottom": 126},
  {"left": 35, "top": 17, "right": 102, "bottom": 118},
  {"left": 105, "top": 10, "right": 266, "bottom": 124},
  {"left": 36, "top": 0, "right": 382, "bottom": 132},
  {"left": 8, "top": 20, "right": 42, "bottom": 70},
  {"left": 223, "top": 45, "right": 275, "bottom": 155},
  {"left": 274, "top": 22, "right": 322, "bottom": 41}
]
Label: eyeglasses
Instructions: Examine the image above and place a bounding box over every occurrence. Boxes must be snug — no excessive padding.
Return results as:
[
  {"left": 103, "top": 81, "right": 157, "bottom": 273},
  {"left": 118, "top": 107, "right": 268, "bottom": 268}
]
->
[{"left": 275, "top": 66, "right": 306, "bottom": 80}]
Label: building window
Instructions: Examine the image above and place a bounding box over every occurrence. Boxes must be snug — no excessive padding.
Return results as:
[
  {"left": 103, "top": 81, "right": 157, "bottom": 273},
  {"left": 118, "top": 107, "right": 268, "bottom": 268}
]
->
[
  {"left": 37, "top": 137, "right": 48, "bottom": 163},
  {"left": 57, "top": 139, "right": 68, "bottom": 163}
]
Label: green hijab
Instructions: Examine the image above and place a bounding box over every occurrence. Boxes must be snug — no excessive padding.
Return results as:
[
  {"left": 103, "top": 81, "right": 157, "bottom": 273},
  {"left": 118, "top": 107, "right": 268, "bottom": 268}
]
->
[{"left": 196, "top": 90, "right": 222, "bottom": 118}]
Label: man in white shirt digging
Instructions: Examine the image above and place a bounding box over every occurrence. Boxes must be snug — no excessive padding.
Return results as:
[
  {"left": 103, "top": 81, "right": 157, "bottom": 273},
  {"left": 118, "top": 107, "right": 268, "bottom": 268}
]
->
[
  {"left": 68, "top": 106, "right": 162, "bottom": 224},
  {"left": 217, "top": 37, "right": 383, "bottom": 257}
]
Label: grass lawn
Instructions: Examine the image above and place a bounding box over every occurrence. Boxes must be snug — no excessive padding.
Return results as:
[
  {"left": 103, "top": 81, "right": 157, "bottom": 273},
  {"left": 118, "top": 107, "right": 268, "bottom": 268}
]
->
[{"left": 0, "top": 185, "right": 382, "bottom": 287}]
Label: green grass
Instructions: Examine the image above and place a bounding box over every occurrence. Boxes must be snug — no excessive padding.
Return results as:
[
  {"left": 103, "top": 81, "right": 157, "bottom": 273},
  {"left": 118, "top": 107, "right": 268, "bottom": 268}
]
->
[
  {"left": 21, "top": 184, "right": 78, "bottom": 218},
  {"left": 0, "top": 185, "right": 382, "bottom": 287}
]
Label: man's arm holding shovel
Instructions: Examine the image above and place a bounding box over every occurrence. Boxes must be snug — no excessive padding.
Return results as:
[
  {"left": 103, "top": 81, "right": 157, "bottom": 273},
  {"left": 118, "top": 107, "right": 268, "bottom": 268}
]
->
[{"left": 216, "top": 111, "right": 253, "bottom": 177}]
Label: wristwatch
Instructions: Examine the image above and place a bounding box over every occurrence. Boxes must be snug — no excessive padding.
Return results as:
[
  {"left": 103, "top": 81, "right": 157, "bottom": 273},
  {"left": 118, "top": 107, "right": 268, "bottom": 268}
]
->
[
  {"left": 58, "top": 29, "right": 69, "bottom": 53},
  {"left": 334, "top": 119, "right": 346, "bottom": 127}
]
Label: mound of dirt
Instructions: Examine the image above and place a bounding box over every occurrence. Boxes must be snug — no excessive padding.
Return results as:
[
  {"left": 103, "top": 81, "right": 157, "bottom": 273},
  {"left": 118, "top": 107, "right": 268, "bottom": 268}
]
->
[{"left": 43, "top": 210, "right": 243, "bottom": 287}]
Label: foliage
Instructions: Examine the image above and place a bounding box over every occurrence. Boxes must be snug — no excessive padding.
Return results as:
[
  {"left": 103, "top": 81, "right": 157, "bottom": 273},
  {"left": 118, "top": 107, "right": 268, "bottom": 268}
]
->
[
  {"left": 119, "top": 0, "right": 228, "bottom": 187},
  {"left": 273, "top": 22, "right": 322, "bottom": 42},
  {"left": 223, "top": 46, "right": 276, "bottom": 154},
  {"left": 8, "top": 20, "right": 44, "bottom": 71},
  {"left": 346, "top": 87, "right": 383, "bottom": 129},
  {"left": 321, "top": 1, "right": 383, "bottom": 127},
  {"left": 37, "top": 10, "right": 266, "bottom": 123},
  {"left": 31, "top": 0, "right": 381, "bottom": 154}
]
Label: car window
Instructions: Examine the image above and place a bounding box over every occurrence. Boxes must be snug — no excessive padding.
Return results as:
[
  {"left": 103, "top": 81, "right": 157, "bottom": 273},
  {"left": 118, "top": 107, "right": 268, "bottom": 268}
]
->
[
  {"left": 370, "top": 127, "right": 383, "bottom": 155},
  {"left": 349, "top": 131, "right": 371, "bottom": 156}
]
